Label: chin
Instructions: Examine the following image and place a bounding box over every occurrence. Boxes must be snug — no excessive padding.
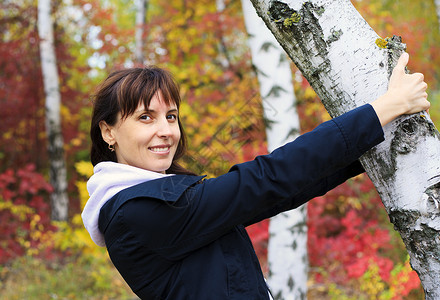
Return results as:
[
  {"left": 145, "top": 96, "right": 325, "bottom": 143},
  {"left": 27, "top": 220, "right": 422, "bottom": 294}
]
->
[{"left": 152, "top": 164, "right": 172, "bottom": 174}]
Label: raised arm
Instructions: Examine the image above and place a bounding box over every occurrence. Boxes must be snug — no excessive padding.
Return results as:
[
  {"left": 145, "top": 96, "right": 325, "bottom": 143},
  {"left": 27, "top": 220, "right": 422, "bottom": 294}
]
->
[{"left": 371, "top": 53, "right": 430, "bottom": 126}]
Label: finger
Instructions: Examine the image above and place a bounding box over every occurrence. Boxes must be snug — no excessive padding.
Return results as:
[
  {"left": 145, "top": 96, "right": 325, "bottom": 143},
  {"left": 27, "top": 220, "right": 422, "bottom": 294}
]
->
[
  {"left": 394, "top": 52, "right": 409, "bottom": 72},
  {"left": 416, "top": 82, "right": 428, "bottom": 94},
  {"left": 424, "top": 100, "right": 430, "bottom": 111},
  {"left": 411, "top": 72, "right": 425, "bottom": 82}
]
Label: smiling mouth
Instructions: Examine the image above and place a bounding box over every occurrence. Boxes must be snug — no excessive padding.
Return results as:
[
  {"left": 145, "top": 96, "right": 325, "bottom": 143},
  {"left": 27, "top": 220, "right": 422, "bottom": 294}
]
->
[{"left": 149, "top": 146, "right": 170, "bottom": 153}]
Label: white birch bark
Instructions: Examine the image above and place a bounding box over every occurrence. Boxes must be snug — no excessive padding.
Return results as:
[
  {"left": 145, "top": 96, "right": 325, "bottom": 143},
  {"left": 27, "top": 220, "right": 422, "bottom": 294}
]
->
[
  {"left": 216, "top": 0, "right": 225, "bottom": 12},
  {"left": 241, "top": 1, "right": 307, "bottom": 299},
  {"left": 38, "top": 0, "right": 69, "bottom": 221},
  {"left": 435, "top": 0, "right": 440, "bottom": 31},
  {"left": 215, "top": 0, "right": 233, "bottom": 69},
  {"left": 250, "top": 0, "right": 440, "bottom": 299},
  {"left": 135, "top": 0, "right": 148, "bottom": 64}
]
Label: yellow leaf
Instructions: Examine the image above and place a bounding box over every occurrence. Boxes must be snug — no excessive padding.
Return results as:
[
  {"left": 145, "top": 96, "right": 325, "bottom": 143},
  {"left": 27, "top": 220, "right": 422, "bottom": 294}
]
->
[
  {"left": 75, "top": 161, "right": 94, "bottom": 177},
  {"left": 304, "top": 87, "right": 317, "bottom": 99}
]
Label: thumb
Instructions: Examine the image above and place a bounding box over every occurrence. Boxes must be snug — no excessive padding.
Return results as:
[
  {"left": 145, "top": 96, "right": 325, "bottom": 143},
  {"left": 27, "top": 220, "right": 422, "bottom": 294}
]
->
[{"left": 393, "top": 52, "right": 409, "bottom": 73}]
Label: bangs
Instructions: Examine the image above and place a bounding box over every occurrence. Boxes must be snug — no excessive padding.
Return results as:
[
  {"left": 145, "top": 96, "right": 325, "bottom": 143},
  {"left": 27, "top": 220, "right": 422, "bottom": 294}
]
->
[{"left": 117, "top": 67, "right": 181, "bottom": 119}]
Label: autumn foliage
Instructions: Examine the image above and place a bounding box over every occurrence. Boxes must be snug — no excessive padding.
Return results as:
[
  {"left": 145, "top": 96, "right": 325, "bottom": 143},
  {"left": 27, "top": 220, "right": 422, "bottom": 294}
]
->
[
  {"left": 0, "top": 164, "right": 55, "bottom": 264},
  {"left": 1, "top": 0, "right": 440, "bottom": 298}
]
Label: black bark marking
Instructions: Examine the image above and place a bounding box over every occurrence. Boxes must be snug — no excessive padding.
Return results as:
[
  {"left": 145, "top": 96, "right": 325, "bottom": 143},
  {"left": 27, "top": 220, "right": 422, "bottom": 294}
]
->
[
  {"left": 327, "top": 28, "right": 343, "bottom": 45},
  {"left": 375, "top": 115, "right": 439, "bottom": 183},
  {"left": 268, "top": 1, "right": 348, "bottom": 117},
  {"left": 424, "top": 182, "right": 440, "bottom": 211},
  {"left": 391, "top": 115, "right": 438, "bottom": 155},
  {"left": 385, "top": 35, "right": 407, "bottom": 76},
  {"left": 287, "top": 275, "right": 295, "bottom": 290}
]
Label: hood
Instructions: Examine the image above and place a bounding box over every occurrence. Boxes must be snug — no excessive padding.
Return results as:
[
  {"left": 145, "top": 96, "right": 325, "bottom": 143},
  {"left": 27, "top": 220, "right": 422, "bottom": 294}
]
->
[{"left": 81, "top": 161, "right": 172, "bottom": 247}]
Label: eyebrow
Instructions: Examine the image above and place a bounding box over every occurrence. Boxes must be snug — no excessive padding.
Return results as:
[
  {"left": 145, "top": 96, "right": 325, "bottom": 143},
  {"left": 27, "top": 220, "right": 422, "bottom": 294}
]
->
[{"left": 134, "top": 108, "right": 178, "bottom": 114}]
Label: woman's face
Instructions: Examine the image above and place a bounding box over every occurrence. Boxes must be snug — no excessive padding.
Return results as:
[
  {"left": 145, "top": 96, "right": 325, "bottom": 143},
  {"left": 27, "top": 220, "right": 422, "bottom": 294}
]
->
[{"left": 101, "top": 90, "right": 181, "bottom": 173}]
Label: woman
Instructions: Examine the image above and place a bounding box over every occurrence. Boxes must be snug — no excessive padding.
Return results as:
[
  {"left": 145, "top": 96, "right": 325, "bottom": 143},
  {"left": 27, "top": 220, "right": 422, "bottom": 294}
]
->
[{"left": 82, "top": 53, "right": 429, "bottom": 299}]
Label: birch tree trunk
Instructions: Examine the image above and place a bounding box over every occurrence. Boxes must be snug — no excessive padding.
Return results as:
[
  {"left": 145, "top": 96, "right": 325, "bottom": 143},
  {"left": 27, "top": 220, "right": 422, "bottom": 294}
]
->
[
  {"left": 435, "top": 0, "right": 440, "bottom": 32},
  {"left": 135, "top": 0, "right": 148, "bottom": 65},
  {"left": 215, "top": 0, "right": 233, "bottom": 69},
  {"left": 240, "top": 2, "right": 307, "bottom": 299},
  {"left": 250, "top": 1, "right": 440, "bottom": 299},
  {"left": 38, "top": 0, "right": 69, "bottom": 221}
]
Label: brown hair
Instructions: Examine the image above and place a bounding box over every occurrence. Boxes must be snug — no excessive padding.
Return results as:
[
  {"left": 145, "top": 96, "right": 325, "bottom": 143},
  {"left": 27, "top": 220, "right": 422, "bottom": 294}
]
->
[{"left": 90, "top": 66, "right": 195, "bottom": 175}]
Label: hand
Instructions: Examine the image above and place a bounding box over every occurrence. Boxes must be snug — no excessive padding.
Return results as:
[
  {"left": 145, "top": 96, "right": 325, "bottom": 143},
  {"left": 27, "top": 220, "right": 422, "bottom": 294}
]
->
[
  {"left": 371, "top": 52, "right": 430, "bottom": 126},
  {"left": 388, "top": 52, "right": 429, "bottom": 114}
]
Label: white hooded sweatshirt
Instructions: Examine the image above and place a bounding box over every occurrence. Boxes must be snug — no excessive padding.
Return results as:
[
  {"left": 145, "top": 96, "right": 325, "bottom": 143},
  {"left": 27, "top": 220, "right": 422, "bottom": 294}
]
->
[{"left": 81, "top": 161, "right": 173, "bottom": 247}]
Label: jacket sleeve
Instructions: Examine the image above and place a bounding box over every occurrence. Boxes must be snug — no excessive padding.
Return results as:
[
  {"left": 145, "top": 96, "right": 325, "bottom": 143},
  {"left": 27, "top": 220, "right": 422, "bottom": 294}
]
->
[
  {"left": 242, "top": 159, "right": 365, "bottom": 226},
  {"left": 122, "top": 104, "right": 384, "bottom": 259}
]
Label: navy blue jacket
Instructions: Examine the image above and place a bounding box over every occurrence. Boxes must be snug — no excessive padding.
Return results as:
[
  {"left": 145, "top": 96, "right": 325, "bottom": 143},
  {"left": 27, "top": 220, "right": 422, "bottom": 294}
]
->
[{"left": 98, "top": 104, "right": 384, "bottom": 299}]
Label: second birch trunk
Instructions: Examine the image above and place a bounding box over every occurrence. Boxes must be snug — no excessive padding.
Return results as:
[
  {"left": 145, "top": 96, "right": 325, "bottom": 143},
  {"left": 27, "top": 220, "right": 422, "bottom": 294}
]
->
[
  {"left": 135, "top": 0, "right": 148, "bottom": 65},
  {"left": 38, "top": 0, "right": 69, "bottom": 221},
  {"left": 241, "top": 1, "right": 307, "bottom": 299}
]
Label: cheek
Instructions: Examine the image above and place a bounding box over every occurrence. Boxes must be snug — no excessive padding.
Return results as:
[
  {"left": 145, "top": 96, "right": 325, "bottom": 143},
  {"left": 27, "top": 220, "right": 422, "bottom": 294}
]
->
[{"left": 175, "top": 126, "right": 181, "bottom": 142}]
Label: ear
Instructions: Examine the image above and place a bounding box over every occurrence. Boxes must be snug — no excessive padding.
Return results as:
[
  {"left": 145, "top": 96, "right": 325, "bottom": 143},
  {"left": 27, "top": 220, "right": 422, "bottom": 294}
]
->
[{"left": 99, "top": 120, "right": 116, "bottom": 146}]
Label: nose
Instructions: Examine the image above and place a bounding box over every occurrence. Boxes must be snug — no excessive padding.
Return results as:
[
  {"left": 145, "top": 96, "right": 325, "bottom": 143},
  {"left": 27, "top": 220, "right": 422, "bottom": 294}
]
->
[{"left": 156, "top": 117, "right": 172, "bottom": 138}]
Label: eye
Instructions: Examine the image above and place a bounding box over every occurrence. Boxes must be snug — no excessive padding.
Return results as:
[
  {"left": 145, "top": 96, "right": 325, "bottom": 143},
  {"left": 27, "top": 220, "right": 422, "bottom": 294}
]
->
[
  {"left": 167, "top": 114, "right": 178, "bottom": 121},
  {"left": 139, "top": 114, "right": 152, "bottom": 121}
]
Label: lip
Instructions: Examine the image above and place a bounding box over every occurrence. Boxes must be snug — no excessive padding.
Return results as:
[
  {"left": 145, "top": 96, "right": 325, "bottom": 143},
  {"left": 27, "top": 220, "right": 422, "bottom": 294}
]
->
[{"left": 148, "top": 145, "right": 171, "bottom": 154}]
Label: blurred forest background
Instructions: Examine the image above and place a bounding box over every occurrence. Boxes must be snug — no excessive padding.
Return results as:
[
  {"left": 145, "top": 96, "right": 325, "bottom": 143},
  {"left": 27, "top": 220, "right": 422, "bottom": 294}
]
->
[{"left": 1, "top": 0, "right": 440, "bottom": 299}]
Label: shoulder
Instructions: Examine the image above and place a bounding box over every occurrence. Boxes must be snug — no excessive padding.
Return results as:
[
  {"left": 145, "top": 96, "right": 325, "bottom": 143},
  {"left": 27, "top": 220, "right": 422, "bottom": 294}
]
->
[
  {"left": 118, "top": 174, "right": 205, "bottom": 201},
  {"left": 99, "top": 174, "right": 205, "bottom": 234}
]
